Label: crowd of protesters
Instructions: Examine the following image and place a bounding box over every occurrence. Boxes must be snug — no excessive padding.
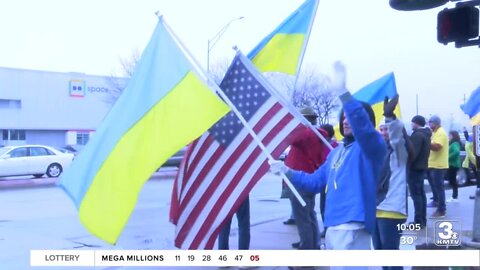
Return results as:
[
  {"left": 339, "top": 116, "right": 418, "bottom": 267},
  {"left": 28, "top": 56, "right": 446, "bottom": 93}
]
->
[
  {"left": 217, "top": 61, "right": 478, "bottom": 270},
  {"left": 267, "top": 62, "right": 479, "bottom": 270}
]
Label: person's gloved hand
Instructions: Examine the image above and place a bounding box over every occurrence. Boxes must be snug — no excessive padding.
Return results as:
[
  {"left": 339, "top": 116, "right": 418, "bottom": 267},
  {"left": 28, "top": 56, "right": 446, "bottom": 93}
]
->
[
  {"left": 383, "top": 94, "right": 399, "bottom": 118},
  {"left": 268, "top": 160, "right": 289, "bottom": 175},
  {"left": 330, "top": 61, "right": 348, "bottom": 96}
]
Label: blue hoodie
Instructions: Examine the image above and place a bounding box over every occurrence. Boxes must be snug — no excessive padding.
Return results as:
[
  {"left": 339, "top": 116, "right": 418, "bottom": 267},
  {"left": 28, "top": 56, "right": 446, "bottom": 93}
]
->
[{"left": 287, "top": 93, "right": 387, "bottom": 235}]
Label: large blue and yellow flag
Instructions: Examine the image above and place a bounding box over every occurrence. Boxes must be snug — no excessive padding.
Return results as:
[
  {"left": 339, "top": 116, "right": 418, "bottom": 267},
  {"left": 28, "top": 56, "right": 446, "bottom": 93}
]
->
[
  {"left": 461, "top": 87, "right": 480, "bottom": 126},
  {"left": 353, "top": 72, "right": 401, "bottom": 128},
  {"left": 247, "top": 0, "right": 319, "bottom": 75},
  {"left": 334, "top": 73, "right": 400, "bottom": 140},
  {"left": 59, "top": 18, "right": 230, "bottom": 244}
]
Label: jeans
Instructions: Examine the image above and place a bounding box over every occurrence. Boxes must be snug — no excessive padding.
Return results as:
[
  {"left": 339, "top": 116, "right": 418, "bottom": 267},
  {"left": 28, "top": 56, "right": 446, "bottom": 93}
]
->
[
  {"left": 372, "top": 218, "right": 407, "bottom": 270},
  {"left": 407, "top": 169, "right": 427, "bottom": 226},
  {"left": 428, "top": 168, "right": 447, "bottom": 212},
  {"left": 447, "top": 167, "right": 459, "bottom": 199},
  {"left": 426, "top": 170, "right": 437, "bottom": 202},
  {"left": 476, "top": 169, "right": 480, "bottom": 189},
  {"left": 289, "top": 190, "right": 320, "bottom": 249},
  {"left": 218, "top": 196, "right": 250, "bottom": 250}
]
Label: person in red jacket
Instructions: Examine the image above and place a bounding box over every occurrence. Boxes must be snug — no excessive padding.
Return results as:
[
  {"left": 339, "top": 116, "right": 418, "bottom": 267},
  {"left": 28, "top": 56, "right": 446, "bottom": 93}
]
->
[{"left": 284, "top": 106, "right": 329, "bottom": 250}]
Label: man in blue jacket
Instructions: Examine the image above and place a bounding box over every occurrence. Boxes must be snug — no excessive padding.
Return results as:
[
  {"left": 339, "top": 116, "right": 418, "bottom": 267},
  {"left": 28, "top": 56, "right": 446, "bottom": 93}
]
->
[{"left": 270, "top": 62, "right": 387, "bottom": 254}]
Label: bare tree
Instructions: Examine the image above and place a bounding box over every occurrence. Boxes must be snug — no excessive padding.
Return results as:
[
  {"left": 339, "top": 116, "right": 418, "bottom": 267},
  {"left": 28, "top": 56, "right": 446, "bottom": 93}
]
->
[
  {"left": 209, "top": 57, "right": 230, "bottom": 85},
  {"left": 284, "top": 67, "right": 340, "bottom": 125},
  {"left": 105, "top": 50, "right": 140, "bottom": 104}
]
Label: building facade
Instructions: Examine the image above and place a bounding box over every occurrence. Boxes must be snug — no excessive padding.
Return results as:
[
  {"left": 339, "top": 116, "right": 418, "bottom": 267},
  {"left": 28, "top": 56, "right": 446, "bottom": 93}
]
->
[{"left": 0, "top": 67, "right": 127, "bottom": 149}]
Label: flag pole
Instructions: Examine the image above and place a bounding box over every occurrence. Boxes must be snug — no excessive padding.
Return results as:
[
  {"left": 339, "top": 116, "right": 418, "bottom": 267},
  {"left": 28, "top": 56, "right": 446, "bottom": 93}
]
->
[
  {"left": 287, "top": 0, "right": 331, "bottom": 150},
  {"left": 294, "top": 0, "right": 319, "bottom": 78},
  {"left": 265, "top": 72, "right": 333, "bottom": 151},
  {"left": 162, "top": 17, "right": 306, "bottom": 207},
  {"left": 292, "top": 0, "right": 320, "bottom": 91}
]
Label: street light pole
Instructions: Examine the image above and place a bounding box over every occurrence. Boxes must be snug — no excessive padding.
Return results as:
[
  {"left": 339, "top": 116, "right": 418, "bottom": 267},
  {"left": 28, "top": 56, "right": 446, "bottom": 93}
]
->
[{"left": 207, "top": 16, "right": 244, "bottom": 73}]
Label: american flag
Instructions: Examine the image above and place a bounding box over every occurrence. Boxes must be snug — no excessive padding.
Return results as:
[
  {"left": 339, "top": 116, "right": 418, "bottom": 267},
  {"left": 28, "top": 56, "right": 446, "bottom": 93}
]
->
[{"left": 170, "top": 52, "right": 304, "bottom": 249}]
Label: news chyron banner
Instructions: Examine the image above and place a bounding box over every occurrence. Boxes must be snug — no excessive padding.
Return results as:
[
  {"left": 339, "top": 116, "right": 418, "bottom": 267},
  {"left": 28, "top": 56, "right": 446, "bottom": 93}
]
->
[{"left": 31, "top": 249, "right": 480, "bottom": 267}]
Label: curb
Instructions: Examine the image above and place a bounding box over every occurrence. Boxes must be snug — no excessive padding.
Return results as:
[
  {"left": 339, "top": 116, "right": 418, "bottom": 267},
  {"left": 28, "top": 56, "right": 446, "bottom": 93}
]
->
[{"left": 463, "top": 237, "right": 480, "bottom": 249}]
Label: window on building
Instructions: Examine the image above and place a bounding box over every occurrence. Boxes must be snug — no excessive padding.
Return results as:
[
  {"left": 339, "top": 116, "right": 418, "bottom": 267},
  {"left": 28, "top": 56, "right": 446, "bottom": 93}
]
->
[
  {"left": 2, "top": 130, "right": 26, "bottom": 141},
  {"left": 76, "top": 132, "right": 90, "bottom": 145},
  {"left": 0, "top": 99, "right": 21, "bottom": 109}
]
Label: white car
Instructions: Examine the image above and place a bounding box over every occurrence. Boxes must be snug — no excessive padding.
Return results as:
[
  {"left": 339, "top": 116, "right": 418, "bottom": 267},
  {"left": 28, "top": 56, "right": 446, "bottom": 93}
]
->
[{"left": 0, "top": 145, "right": 74, "bottom": 178}]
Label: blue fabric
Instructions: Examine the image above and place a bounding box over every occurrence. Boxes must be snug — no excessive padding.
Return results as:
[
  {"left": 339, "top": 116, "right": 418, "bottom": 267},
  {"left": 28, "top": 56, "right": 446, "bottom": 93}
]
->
[
  {"left": 218, "top": 196, "right": 250, "bottom": 250},
  {"left": 461, "top": 86, "right": 480, "bottom": 119},
  {"left": 59, "top": 19, "right": 191, "bottom": 207},
  {"left": 353, "top": 73, "right": 397, "bottom": 105},
  {"left": 372, "top": 218, "right": 406, "bottom": 270},
  {"left": 407, "top": 169, "right": 427, "bottom": 226},
  {"left": 428, "top": 168, "right": 447, "bottom": 212},
  {"left": 288, "top": 95, "right": 387, "bottom": 235},
  {"left": 247, "top": 0, "right": 317, "bottom": 59}
]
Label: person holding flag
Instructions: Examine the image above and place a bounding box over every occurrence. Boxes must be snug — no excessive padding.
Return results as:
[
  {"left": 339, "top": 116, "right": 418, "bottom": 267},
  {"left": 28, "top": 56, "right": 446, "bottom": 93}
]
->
[
  {"left": 284, "top": 106, "right": 329, "bottom": 250},
  {"left": 270, "top": 62, "right": 387, "bottom": 257}
]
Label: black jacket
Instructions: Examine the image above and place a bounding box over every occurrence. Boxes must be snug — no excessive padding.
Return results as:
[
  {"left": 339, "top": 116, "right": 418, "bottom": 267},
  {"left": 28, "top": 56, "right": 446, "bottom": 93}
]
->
[{"left": 410, "top": 127, "right": 432, "bottom": 170}]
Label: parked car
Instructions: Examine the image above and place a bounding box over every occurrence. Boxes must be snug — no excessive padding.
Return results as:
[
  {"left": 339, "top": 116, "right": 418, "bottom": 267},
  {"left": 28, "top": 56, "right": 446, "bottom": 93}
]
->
[
  {"left": 54, "top": 145, "right": 83, "bottom": 157},
  {"left": 0, "top": 145, "right": 74, "bottom": 178}
]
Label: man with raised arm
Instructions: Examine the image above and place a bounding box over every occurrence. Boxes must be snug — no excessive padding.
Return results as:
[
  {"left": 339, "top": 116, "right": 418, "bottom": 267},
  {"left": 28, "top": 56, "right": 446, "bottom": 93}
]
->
[{"left": 270, "top": 62, "right": 387, "bottom": 256}]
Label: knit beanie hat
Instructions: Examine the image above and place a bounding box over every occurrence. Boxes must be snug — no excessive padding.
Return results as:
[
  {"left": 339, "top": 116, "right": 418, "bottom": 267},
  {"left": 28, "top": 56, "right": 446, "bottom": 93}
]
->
[
  {"left": 411, "top": 115, "right": 426, "bottom": 127},
  {"left": 428, "top": 115, "right": 441, "bottom": 126}
]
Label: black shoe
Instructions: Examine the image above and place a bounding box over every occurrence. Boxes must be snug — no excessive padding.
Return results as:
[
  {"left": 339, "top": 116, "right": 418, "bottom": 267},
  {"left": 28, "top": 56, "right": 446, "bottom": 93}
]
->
[
  {"left": 470, "top": 194, "right": 476, "bottom": 199},
  {"left": 291, "top": 242, "right": 300, "bottom": 249},
  {"left": 283, "top": 218, "right": 296, "bottom": 225}
]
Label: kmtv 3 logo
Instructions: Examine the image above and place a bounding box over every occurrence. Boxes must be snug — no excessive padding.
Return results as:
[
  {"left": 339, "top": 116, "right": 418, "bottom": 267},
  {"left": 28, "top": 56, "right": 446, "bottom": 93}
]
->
[
  {"left": 69, "top": 80, "right": 85, "bottom": 97},
  {"left": 433, "top": 220, "right": 461, "bottom": 246}
]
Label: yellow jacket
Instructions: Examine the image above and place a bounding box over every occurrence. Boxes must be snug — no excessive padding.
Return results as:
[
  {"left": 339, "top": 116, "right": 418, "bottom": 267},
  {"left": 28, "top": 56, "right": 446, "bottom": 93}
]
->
[{"left": 462, "top": 142, "right": 477, "bottom": 169}]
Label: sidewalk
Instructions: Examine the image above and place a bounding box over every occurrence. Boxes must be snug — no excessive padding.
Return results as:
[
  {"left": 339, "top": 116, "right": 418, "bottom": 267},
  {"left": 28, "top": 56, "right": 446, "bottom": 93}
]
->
[
  {"left": 1, "top": 173, "right": 478, "bottom": 270},
  {"left": 213, "top": 185, "right": 480, "bottom": 270}
]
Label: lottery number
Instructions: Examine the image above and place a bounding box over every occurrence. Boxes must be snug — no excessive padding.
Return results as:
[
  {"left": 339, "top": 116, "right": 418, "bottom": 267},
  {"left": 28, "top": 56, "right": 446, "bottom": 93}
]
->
[{"left": 218, "top": 255, "right": 227, "bottom": 261}]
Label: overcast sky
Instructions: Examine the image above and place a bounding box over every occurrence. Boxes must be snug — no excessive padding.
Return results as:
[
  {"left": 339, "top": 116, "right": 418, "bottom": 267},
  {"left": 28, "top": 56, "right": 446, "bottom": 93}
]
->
[{"left": 0, "top": 0, "right": 478, "bottom": 129}]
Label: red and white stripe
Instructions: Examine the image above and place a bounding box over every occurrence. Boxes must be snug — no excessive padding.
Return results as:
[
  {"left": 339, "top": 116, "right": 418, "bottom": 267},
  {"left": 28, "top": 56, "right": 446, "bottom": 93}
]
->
[{"left": 170, "top": 98, "right": 303, "bottom": 249}]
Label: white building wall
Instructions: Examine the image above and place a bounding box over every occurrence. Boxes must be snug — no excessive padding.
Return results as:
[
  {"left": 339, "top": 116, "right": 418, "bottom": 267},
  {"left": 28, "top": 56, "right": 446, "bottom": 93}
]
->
[{"left": 0, "top": 67, "right": 128, "bottom": 147}]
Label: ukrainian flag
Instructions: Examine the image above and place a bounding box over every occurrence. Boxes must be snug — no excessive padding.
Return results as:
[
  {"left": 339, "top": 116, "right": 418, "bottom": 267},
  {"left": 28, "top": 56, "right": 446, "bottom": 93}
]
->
[
  {"left": 353, "top": 72, "right": 401, "bottom": 128},
  {"left": 247, "top": 0, "right": 319, "bottom": 75},
  {"left": 59, "top": 18, "right": 230, "bottom": 244},
  {"left": 461, "top": 87, "right": 480, "bottom": 125},
  {"left": 334, "top": 73, "right": 399, "bottom": 140}
]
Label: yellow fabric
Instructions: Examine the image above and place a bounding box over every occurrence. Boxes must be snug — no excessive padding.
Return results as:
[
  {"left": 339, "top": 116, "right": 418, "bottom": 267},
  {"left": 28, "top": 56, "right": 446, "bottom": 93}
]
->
[
  {"left": 471, "top": 112, "right": 480, "bottom": 126},
  {"left": 376, "top": 210, "right": 407, "bottom": 219},
  {"left": 79, "top": 72, "right": 230, "bottom": 244},
  {"left": 370, "top": 102, "right": 402, "bottom": 129},
  {"left": 252, "top": 34, "right": 304, "bottom": 75},
  {"left": 463, "top": 142, "right": 477, "bottom": 169},
  {"left": 428, "top": 126, "right": 449, "bottom": 169}
]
